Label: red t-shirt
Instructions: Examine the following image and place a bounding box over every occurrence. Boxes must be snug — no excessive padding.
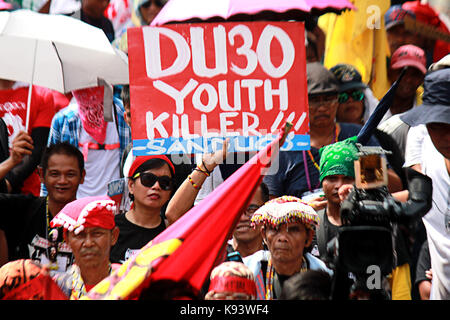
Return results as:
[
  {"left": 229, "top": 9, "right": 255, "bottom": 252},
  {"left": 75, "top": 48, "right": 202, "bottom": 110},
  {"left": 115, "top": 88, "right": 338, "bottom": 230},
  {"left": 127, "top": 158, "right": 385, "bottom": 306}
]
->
[{"left": 0, "top": 85, "right": 55, "bottom": 195}]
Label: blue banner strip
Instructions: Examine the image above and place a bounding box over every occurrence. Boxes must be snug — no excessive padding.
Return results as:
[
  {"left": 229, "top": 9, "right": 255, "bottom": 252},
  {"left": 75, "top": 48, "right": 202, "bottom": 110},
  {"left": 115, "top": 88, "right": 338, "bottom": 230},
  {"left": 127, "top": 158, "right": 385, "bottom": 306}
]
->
[{"left": 132, "top": 134, "right": 310, "bottom": 156}]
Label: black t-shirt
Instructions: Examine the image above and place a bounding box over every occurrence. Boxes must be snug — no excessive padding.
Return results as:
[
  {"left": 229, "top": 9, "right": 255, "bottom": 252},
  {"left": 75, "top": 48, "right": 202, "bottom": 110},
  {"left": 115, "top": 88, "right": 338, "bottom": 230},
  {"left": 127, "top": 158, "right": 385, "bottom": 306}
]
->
[
  {"left": 313, "top": 208, "right": 340, "bottom": 266},
  {"left": 0, "top": 195, "right": 72, "bottom": 271},
  {"left": 110, "top": 213, "right": 167, "bottom": 263}
]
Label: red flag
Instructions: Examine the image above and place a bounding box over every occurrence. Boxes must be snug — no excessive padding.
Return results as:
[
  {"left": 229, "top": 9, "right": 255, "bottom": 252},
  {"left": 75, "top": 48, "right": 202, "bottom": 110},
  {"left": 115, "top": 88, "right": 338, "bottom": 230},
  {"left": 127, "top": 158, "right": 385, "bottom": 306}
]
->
[{"left": 83, "top": 124, "right": 292, "bottom": 300}]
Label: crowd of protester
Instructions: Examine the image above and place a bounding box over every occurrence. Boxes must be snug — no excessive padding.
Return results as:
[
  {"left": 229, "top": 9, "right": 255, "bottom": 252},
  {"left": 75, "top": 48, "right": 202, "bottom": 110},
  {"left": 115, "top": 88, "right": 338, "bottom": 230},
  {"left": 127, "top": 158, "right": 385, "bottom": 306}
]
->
[{"left": 0, "top": 0, "right": 449, "bottom": 301}]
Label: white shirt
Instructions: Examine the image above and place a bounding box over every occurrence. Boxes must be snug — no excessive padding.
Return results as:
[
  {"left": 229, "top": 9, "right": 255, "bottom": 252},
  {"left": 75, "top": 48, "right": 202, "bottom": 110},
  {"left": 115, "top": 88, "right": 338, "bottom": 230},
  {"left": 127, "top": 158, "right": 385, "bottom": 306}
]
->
[
  {"left": 420, "top": 133, "right": 450, "bottom": 300},
  {"left": 404, "top": 125, "right": 428, "bottom": 167},
  {"left": 77, "top": 120, "right": 120, "bottom": 198}
]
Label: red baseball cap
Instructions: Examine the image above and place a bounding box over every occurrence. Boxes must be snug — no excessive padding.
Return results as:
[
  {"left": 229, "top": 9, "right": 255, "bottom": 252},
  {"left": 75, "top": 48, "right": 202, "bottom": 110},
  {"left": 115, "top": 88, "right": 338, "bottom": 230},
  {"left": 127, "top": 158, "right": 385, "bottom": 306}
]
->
[{"left": 390, "top": 44, "right": 427, "bottom": 74}]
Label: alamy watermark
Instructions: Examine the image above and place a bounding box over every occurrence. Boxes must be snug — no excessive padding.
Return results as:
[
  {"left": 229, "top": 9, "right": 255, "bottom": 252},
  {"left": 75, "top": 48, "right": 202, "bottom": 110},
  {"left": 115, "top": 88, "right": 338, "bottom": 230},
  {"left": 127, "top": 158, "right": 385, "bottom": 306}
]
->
[
  {"left": 366, "top": 5, "right": 382, "bottom": 30},
  {"left": 366, "top": 265, "right": 382, "bottom": 290}
]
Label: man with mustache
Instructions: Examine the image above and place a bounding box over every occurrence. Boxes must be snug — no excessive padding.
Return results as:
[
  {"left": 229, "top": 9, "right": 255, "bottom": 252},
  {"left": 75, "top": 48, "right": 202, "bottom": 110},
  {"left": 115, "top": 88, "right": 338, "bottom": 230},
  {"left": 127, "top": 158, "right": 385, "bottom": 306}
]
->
[{"left": 50, "top": 196, "right": 119, "bottom": 299}]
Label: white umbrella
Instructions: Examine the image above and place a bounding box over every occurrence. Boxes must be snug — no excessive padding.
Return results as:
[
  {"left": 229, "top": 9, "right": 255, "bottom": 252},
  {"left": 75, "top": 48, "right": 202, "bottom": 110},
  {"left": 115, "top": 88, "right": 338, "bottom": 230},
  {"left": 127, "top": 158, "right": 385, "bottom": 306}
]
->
[{"left": 0, "top": 9, "right": 129, "bottom": 130}]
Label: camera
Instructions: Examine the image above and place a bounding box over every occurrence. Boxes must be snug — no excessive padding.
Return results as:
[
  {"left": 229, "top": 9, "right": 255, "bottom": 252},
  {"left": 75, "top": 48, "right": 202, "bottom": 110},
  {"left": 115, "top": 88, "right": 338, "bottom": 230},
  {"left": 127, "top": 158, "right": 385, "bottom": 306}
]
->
[{"left": 328, "top": 144, "right": 433, "bottom": 299}]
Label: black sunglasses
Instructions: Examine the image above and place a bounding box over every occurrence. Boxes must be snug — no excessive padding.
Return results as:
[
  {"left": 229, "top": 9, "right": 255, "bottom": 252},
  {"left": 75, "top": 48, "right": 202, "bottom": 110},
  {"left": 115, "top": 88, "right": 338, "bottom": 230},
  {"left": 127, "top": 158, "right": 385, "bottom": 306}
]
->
[
  {"left": 132, "top": 172, "right": 173, "bottom": 190},
  {"left": 141, "top": 0, "right": 164, "bottom": 8},
  {"left": 338, "top": 90, "right": 365, "bottom": 103}
]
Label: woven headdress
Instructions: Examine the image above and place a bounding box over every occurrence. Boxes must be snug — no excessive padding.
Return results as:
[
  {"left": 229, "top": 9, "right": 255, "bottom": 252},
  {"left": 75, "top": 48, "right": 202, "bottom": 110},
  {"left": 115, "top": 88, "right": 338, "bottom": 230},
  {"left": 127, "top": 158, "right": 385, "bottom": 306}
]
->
[{"left": 251, "top": 196, "right": 319, "bottom": 229}]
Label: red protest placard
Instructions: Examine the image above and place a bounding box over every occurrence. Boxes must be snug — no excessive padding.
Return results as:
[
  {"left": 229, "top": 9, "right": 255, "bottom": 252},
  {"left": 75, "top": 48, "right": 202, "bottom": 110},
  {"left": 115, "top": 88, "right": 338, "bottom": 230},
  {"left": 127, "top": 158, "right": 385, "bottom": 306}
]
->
[{"left": 128, "top": 21, "right": 308, "bottom": 155}]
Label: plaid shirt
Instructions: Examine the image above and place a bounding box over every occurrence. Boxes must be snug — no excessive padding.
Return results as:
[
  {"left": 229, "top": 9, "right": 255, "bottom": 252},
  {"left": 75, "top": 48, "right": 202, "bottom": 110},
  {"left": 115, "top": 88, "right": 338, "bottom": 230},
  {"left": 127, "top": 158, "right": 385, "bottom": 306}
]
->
[{"left": 47, "top": 96, "right": 130, "bottom": 155}]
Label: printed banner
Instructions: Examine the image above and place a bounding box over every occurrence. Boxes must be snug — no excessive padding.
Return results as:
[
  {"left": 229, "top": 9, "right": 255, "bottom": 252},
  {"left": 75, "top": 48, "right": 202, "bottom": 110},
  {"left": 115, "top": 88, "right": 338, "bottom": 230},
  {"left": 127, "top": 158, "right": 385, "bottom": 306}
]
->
[{"left": 128, "top": 21, "right": 309, "bottom": 156}]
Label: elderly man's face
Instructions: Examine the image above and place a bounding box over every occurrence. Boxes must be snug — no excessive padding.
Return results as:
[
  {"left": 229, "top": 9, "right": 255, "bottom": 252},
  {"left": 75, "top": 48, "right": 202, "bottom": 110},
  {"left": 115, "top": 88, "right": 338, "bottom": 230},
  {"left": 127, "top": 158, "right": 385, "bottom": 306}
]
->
[
  {"left": 263, "top": 222, "right": 313, "bottom": 272},
  {"left": 66, "top": 227, "right": 119, "bottom": 269}
]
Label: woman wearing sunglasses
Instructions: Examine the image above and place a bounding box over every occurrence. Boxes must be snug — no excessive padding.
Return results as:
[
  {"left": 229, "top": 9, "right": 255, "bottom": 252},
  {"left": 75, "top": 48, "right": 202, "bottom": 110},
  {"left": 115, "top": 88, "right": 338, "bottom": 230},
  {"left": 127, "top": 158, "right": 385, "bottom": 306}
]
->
[
  {"left": 110, "top": 155, "right": 176, "bottom": 263},
  {"left": 329, "top": 64, "right": 379, "bottom": 126}
]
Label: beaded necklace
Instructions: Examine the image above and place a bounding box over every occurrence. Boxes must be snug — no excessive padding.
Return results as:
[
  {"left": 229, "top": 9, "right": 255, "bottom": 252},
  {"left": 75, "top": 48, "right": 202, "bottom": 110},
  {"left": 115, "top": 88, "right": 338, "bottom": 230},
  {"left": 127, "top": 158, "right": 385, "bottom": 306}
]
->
[{"left": 70, "top": 264, "right": 112, "bottom": 300}]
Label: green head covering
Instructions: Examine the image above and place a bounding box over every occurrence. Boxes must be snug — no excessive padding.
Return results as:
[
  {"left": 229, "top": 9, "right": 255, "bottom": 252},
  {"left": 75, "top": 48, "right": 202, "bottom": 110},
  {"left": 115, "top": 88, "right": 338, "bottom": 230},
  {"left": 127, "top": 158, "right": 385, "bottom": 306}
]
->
[{"left": 319, "top": 136, "right": 359, "bottom": 182}]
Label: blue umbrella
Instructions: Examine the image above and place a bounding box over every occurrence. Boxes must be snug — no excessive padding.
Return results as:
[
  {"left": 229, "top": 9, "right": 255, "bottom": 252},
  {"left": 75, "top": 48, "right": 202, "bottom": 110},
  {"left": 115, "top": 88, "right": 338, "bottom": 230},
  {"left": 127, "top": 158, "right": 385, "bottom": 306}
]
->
[{"left": 357, "top": 68, "right": 407, "bottom": 144}]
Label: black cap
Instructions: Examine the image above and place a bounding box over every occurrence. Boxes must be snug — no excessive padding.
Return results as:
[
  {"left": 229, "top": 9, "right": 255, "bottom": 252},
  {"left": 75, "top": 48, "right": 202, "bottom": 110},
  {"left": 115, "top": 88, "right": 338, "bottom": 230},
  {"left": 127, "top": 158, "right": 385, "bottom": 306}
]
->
[{"left": 329, "top": 63, "right": 367, "bottom": 92}]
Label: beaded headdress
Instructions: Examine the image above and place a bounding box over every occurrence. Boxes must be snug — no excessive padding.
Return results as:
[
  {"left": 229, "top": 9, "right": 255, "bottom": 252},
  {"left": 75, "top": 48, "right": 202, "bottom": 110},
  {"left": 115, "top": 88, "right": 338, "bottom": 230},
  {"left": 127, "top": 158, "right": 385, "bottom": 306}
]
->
[{"left": 251, "top": 196, "right": 319, "bottom": 229}]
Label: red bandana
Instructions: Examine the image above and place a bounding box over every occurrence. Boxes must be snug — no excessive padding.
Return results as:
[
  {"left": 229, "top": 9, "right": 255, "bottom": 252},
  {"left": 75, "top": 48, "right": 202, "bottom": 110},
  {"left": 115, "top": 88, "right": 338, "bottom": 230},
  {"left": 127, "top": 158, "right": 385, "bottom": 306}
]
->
[
  {"left": 73, "top": 86, "right": 107, "bottom": 145},
  {"left": 50, "top": 196, "right": 116, "bottom": 234},
  {"left": 208, "top": 276, "right": 257, "bottom": 297}
]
